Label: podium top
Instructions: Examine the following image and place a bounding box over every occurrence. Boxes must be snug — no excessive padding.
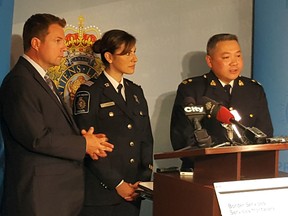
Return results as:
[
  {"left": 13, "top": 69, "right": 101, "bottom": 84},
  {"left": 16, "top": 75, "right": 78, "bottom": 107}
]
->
[{"left": 154, "top": 143, "right": 288, "bottom": 160}]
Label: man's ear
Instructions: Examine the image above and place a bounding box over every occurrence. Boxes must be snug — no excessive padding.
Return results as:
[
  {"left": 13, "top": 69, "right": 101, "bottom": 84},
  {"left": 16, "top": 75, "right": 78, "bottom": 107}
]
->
[
  {"left": 205, "top": 55, "right": 212, "bottom": 68},
  {"left": 31, "top": 37, "right": 41, "bottom": 51}
]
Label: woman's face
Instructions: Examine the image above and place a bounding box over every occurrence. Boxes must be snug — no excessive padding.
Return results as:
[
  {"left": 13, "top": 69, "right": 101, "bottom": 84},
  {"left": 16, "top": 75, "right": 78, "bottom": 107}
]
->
[{"left": 108, "top": 43, "right": 138, "bottom": 76}]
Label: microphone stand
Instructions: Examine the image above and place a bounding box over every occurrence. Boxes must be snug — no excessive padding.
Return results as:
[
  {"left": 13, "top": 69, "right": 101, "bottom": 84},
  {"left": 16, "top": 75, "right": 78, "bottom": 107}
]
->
[{"left": 193, "top": 118, "right": 213, "bottom": 148}]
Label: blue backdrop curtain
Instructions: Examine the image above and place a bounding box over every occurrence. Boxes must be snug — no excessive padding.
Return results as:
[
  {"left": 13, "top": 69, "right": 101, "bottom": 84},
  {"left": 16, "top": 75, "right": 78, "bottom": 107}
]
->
[
  {"left": 253, "top": 0, "right": 288, "bottom": 172},
  {"left": 0, "top": 0, "right": 14, "bottom": 204}
]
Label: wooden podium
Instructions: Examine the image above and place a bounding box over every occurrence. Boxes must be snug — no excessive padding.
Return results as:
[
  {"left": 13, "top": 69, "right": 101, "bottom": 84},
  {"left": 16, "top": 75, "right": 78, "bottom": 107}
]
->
[{"left": 153, "top": 143, "right": 288, "bottom": 216}]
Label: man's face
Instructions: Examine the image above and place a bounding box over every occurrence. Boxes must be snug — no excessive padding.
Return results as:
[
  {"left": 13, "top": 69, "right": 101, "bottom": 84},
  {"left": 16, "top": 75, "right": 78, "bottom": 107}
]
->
[
  {"left": 205, "top": 40, "right": 243, "bottom": 84},
  {"left": 37, "top": 23, "right": 67, "bottom": 70}
]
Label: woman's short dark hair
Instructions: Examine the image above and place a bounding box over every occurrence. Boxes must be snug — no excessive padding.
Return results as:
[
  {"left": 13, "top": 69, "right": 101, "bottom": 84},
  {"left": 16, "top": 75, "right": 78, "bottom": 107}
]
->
[
  {"left": 23, "top": 13, "right": 66, "bottom": 52},
  {"left": 92, "top": 29, "right": 136, "bottom": 67}
]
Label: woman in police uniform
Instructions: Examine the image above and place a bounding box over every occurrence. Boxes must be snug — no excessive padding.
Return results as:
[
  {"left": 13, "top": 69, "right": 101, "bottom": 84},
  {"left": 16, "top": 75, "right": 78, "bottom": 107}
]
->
[{"left": 73, "top": 29, "right": 153, "bottom": 216}]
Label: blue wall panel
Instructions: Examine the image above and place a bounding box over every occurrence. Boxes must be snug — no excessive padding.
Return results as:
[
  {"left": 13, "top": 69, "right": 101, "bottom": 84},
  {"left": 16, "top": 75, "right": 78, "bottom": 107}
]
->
[
  {"left": 253, "top": 0, "right": 288, "bottom": 172},
  {"left": 0, "top": 0, "right": 14, "bottom": 204}
]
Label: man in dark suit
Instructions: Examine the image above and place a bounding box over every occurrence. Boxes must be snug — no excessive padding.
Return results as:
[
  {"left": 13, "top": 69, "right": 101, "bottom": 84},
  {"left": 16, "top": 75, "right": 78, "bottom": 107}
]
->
[
  {"left": 170, "top": 33, "right": 273, "bottom": 168},
  {"left": 0, "top": 13, "right": 114, "bottom": 216}
]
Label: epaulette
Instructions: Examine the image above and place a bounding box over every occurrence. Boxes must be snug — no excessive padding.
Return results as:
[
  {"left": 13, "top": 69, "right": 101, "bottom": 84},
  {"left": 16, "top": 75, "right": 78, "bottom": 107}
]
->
[
  {"left": 181, "top": 78, "right": 193, "bottom": 85},
  {"left": 251, "top": 79, "right": 262, "bottom": 86},
  {"left": 125, "top": 79, "right": 141, "bottom": 87},
  {"left": 83, "top": 80, "right": 95, "bottom": 87}
]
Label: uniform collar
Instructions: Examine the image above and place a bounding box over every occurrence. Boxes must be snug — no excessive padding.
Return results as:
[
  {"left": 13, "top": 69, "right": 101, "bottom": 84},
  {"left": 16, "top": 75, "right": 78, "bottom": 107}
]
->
[
  {"left": 103, "top": 71, "right": 124, "bottom": 91},
  {"left": 219, "top": 79, "right": 234, "bottom": 88}
]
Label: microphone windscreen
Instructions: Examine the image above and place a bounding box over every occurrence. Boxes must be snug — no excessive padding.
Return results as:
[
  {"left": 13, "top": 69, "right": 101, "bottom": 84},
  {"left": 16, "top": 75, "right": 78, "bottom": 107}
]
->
[
  {"left": 201, "top": 96, "right": 221, "bottom": 117},
  {"left": 201, "top": 96, "right": 217, "bottom": 105},
  {"left": 183, "top": 97, "right": 196, "bottom": 106},
  {"left": 216, "top": 106, "right": 234, "bottom": 124}
]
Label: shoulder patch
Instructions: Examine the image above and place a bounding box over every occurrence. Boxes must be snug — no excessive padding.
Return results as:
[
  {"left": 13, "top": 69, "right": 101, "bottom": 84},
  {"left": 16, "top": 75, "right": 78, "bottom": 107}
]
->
[{"left": 73, "top": 90, "right": 90, "bottom": 115}]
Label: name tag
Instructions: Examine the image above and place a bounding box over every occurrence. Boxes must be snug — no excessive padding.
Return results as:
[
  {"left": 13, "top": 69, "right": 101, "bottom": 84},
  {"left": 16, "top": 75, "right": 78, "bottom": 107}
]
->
[{"left": 100, "top": 101, "right": 115, "bottom": 108}]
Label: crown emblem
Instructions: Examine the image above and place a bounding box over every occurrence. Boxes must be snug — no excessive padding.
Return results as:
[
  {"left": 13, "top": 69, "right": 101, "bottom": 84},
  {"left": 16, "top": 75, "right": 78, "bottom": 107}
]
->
[{"left": 65, "top": 16, "right": 101, "bottom": 52}]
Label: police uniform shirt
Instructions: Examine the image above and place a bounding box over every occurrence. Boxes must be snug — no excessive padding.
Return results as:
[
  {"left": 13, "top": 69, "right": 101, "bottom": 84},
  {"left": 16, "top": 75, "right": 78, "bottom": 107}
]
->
[
  {"left": 170, "top": 70, "right": 273, "bottom": 160},
  {"left": 73, "top": 72, "right": 153, "bottom": 206}
]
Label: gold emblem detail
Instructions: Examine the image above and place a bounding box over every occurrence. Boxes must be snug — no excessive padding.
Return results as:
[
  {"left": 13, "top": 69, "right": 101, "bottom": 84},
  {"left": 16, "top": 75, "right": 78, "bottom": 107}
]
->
[
  {"left": 77, "top": 97, "right": 86, "bottom": 110},
  {"left": 238, "top": 80, "right": 244, "bottom": 86},
  {"left": 210, "top": 80, "right": 216, "bottom": 86},
  {"left": 182, "top": 80, "right": 187, "bottom": 84}
]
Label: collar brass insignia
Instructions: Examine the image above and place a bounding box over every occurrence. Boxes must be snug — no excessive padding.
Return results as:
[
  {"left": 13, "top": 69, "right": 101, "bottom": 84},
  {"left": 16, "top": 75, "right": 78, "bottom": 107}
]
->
[{"left": 210, "top": 80, "right": 217, "bottom": 86}]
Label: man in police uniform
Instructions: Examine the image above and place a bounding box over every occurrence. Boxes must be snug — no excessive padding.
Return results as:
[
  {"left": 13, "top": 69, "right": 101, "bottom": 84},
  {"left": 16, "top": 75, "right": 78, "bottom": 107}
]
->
[{"left": 170, "top": 33, "right": 273, "bottom": 168}]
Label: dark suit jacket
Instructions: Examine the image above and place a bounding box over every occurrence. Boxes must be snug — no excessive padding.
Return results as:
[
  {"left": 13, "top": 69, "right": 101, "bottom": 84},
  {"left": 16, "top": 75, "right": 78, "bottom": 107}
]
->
[
  {"left": 0, "top": 57, "right": 86, "bottom": 216},
  {"left": 170, "top": 71, "right": 273, "bottom": 167},
  {"left": 73, "top": 73, "right": 153, "bottom": 206}
]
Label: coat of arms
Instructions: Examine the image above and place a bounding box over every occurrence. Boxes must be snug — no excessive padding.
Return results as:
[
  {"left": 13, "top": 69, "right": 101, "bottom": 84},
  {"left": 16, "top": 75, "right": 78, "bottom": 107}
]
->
[{"left": 47, "top": 16, "right": 103, "bottom": 110}]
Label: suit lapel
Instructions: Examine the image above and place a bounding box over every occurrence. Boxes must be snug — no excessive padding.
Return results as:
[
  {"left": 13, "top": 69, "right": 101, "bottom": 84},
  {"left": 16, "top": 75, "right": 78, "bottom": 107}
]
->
[{"left": 26, "top": 61, "right": 78, "bottom": 131}]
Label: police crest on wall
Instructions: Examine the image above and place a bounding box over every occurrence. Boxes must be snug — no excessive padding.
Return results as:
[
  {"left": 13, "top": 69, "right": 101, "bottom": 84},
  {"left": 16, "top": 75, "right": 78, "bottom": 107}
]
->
[{"left": 47, "top": 16, "right": 104, "bottom": 110}]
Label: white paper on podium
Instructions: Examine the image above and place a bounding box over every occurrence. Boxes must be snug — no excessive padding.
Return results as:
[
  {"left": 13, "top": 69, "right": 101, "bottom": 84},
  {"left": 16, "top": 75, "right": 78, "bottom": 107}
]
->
[
  {"left": 214, "top": 177, "right": 288, "bottom": 216},
  {"left": 139, "top": 181, "right": 153, "bottom": 191}
]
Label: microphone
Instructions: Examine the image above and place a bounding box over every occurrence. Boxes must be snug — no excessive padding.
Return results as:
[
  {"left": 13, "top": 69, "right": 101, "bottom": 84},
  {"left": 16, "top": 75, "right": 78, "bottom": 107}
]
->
[
  {"left": 202, "top": 96, "right": 267, "bottom": 144},
  {"left": 183, "top": 97, "right": 206, "bottom": 130},
  {"left": 183, "top": 97, "right": 212, "bottom": 148},
  {"left": 201, "top": 96, "right": 233, "bottom": 123}
]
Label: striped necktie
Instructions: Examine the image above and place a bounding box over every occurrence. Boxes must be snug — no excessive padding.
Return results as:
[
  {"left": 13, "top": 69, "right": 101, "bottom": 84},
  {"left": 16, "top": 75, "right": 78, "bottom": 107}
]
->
[{"left": 44, "top": 74, "right": 60, "bottom": 102}]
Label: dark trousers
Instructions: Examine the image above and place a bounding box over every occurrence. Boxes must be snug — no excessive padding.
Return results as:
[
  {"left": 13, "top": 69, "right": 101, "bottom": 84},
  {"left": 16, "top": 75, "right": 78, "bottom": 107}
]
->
[{"left": 80, "top": 200, "right": 141, "bottom": 216}]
